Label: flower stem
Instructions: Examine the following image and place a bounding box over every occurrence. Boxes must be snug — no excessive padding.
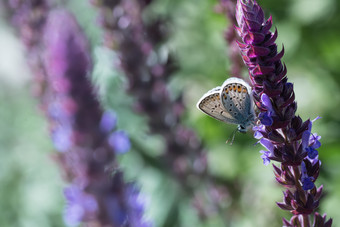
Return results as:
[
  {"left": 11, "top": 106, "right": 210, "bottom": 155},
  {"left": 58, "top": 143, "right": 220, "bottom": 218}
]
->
[{"left": 303, "top": 214, "right": 310, "bottom": 227}]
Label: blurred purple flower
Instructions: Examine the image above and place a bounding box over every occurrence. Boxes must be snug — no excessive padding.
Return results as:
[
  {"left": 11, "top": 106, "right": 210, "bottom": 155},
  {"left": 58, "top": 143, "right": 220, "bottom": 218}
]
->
[
  {"left": 109, "top": 131, "right": 131, "bottom": 154},
  {"left": 5, "top": 1, "right": 151, "bottom": 226},
  {"left": 51, "top": 126, "right": 73, "bottom": 152},
  {"left": 64, "top": 185, "right": 98, "bottom": 226},
  {"left": 92, "top": 0, "right": 234, "bottom": 221},
  {"left": 2, "top": 5, "right": 152, "bottom": 226},
  {"left": 126, "top": 185, "right": 152, "bottom": 227},
  {"left": 100, "top": 111, "right": 117, "bottom": 133}
]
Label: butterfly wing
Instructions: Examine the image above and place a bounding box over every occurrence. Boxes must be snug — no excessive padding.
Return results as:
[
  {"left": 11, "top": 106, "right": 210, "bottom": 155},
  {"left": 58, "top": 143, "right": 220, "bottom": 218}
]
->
[
  {"left": 219, "top": 77, "right": 254, "bottom": 126},
  {"left": 197, "top": 86, "right": 240, "bottom": 124}
]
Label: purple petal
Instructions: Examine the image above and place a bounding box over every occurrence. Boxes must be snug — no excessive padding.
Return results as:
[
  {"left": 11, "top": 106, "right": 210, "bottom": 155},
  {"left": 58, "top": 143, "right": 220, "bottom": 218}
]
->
[
  {"left": 260, "top": 150, "right": 270, "bottom": 165},
  {"left": 100, "top": 111, "right": 117, "bottom": 133},
  {"left": 261, "top": 93, "right": 273, "bottom": 112},
  {"left": 51, "top": 126, "right": 72, "bottom": 152},
  {"left": 63, "top": 186, "right": 98, "bottom": 226},
  {"left": 126, "top": 185, "right": 152, "bottom": 227},
  {"left": 312, "top": 116, "right": 321, "bottom": 122},
  {"left": 109, "top": 131, "right": 131, "bottom": 154},
  {"left": 253, "top": 124, "right": 265, "bottom": 132},
  {"left": 302, "top": 177, "right": 315, "bottom": 190},
  {"left": 64, "top": 204, "right": 84, "bottom": 226},
  {"left": 253, "top": 124, "right": 265, "bottom": 139},
  {"left": 306, "top": 147, "right": 318, "bottom": 159},
  {"left": 63, "top": 186, "right": 80, "bottom": 202},
  {"left": 312, "top": 133, "right": 321, "bottom": 141},
  {"left": 307, "top": 120, "right": 313, "bottom": 132},
  {"left": 254, "top": 130, "right": 263, "bottom": 139},
  {"left": 308, "top": 158, "right": 321, "bottom": 166},
  {"left": 260, "top": 138, "right": 274, "bottom": 152},
  {"left": 310, "top": 133, "right": 321, "bottom": 149},
  {"left": 301, "top": 161, "right": 308, "bottom": 179},
  {"left": 301, "top": 130, "right": 310, "bottom": 150},
  {"left": 311, "top": 140, "right": 321, "bottom": 149},
  {"left": 259, "top": 112, "right": 273, "bottom": 126}
]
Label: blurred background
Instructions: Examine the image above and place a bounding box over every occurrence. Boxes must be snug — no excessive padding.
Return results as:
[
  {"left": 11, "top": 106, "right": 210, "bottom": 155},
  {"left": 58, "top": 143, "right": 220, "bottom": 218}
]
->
[{"left": 0, "top": 0, "right": 340, "bottom": 226}]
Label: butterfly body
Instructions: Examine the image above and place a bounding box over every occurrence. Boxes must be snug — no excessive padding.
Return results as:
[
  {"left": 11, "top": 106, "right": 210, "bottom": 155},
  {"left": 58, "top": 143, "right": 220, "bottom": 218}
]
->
[{"left": 197, "top": 77, "right": 255, "bottom": 133}]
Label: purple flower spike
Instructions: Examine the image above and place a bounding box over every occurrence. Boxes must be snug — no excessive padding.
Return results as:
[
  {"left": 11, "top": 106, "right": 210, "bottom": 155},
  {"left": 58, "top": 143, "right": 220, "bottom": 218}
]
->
[
  {"left": 234, "top": 0, "right": 331, "bottom": 225},
  {"left": 43, "top": 9, "right": 149, "bottom": 226},
  {"left": 4, "top": 3, "right": 151, "bottom": 226},
  {"left": 93, "top": 0, "right": 235, "bottom": 221}
]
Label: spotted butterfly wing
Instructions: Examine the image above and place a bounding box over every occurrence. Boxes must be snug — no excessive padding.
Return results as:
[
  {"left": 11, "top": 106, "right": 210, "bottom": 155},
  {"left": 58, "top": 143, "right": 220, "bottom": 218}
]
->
[
  {"left": 196, "top": 86, "right": 240, "bottom": 125},
  {"left": 219, "top": 77, "right": 255, "bottom": 130}
]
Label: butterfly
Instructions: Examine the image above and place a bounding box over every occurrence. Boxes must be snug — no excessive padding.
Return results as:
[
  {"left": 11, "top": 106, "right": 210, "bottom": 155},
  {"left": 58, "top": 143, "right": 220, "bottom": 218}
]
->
[{"left": 196, "top": 77, "right": 255, "bottom": 133}]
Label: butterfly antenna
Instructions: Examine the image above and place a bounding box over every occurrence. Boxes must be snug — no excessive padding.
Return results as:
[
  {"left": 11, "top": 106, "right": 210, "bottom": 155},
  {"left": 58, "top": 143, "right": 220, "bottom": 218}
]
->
[{"left": 226, "top": 128, "right": 238, "bottom": 145}]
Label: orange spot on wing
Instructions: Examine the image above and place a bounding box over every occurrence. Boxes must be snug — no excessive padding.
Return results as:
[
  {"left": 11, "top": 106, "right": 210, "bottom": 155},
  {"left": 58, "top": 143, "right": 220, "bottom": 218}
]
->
[{"left": 237, "top": 85, "right": 242, "bottom": 93}]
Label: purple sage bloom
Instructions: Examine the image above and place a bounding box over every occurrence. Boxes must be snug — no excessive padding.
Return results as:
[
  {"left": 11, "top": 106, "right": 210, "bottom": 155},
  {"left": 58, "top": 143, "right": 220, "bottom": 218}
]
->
[
  {"left": 5, "top": 1, "right": 151, "bottom": 226},
  {"left": 235, "top": 0, "right": 332, "bottom": 225}
]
